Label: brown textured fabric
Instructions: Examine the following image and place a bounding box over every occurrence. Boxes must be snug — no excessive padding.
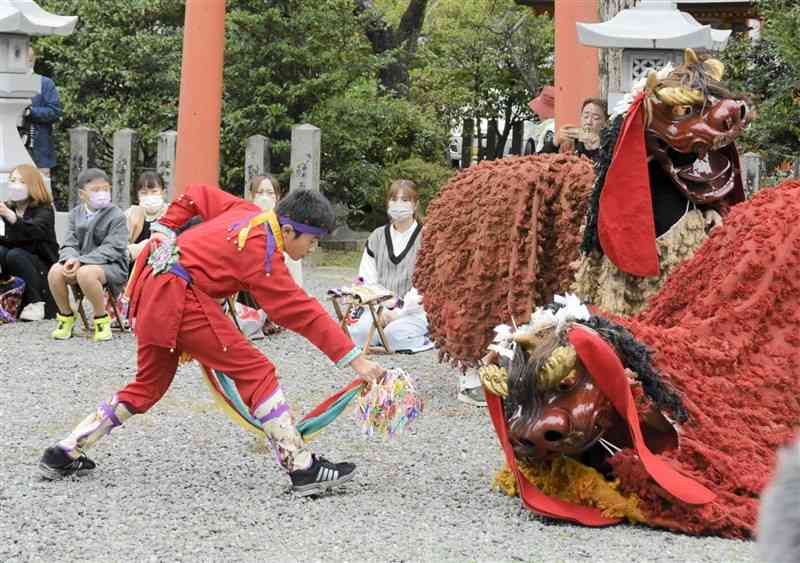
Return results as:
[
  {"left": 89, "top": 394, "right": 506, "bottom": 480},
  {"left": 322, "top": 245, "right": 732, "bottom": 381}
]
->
[
  {"left": 571, "top": 209, "right": 708, "bottom": 316},
  {"left": 413, "top": 154, "right": 594, "bottom": 367}
]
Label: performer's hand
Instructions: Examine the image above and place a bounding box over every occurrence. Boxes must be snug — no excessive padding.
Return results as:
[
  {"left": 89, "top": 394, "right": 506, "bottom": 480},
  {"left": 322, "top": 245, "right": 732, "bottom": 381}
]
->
[
  {"left": 350, "top": 354, "right": 386, "bottom": 383},
  {"left": 63, "top": 258, "right": 79, "bottom": 273}
]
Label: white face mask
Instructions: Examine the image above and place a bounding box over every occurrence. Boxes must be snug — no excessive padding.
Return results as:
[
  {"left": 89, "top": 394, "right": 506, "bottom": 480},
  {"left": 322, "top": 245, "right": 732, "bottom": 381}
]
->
[
  {"left": 8, "top": 182, "right": 29, "bottom": 202},
  {"left": 254, "top": 194, "right": 276, "bottom": 212},
  {"left": 387, "top": 201, "right": 414, "bottom": 222},
  {"left": 140, "top": 194, "right": 165, "bottom": 214}
]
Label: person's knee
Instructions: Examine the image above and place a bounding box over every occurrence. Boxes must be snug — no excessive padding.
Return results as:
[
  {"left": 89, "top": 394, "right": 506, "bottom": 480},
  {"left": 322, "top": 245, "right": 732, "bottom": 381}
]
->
[
  {"left": 76, "top": 266, "right": 101, "bottom": 287},
  {"left": 48, "top": 262, "right": 65, "bottom": 282},
  {"left": 5, "top": 248, "right": 30, "bottom": 267}
]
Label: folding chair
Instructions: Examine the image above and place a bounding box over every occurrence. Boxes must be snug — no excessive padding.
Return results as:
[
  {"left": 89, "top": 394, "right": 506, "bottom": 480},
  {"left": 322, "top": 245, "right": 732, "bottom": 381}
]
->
[
  {"left": 329, "top": 292, "right": 394, "bottom": 355},
  {"left": 70, "top": 283, "right": 127, "bottom": 334}
]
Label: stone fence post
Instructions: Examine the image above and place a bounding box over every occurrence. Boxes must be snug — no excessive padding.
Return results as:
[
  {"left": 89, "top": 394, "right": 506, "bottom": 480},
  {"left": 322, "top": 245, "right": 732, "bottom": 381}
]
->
[
  {"left": 112, "top": 128, "right": 136, "bottom": 209},
  {"left": 157, "top": 130, "right": 178, "bottom": 200},
  {"left": 792, "top": 159, "right": 800, "bottom": 180},
  {"left": 68, "top": 126, "right": 96, "bottom": 208},
  {"left": 290, "top": 124, "right": 320, "bottom": 192},
  {"left": 741, "top": 152, "right": 762, "bottom": 199},
  {"left": 244, "top": 134, "right": 271, "bottom": 192}
]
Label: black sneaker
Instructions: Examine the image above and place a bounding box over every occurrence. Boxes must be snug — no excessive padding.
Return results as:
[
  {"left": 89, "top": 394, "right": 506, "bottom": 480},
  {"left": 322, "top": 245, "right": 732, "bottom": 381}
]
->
[
  {"left": 38, "top": 446, "right": 96, "bottom": 480},
  {"left": 289, "top": 455, "right": 356, "bottom": 497}
]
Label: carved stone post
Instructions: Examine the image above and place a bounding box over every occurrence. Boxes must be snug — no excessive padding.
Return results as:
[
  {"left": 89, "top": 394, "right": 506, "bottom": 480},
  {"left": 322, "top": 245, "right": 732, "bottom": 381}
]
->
[
  {"left": 112, "top": 128, "right": 136, "bottom": 208},
  {"left": 741, "top": 152, "right": 762, "bottom": 198},
  {"left": 68, "top": 126, "right": 96, "bottom": 208},
  {"left": 245, "top": 134, "right": 271, "bottom": 192},
  {"left": 289, "top": 124, "right": 321, "bottom": 192},
  {"left": 157, "top": 130, "right": 178, "bottom": 200}
]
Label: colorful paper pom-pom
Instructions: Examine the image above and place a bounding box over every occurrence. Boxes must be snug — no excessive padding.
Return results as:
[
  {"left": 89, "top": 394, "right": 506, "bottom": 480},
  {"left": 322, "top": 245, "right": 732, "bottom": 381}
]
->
[{"left": 355, "top": 369, "right": 423, "bottom": 437}]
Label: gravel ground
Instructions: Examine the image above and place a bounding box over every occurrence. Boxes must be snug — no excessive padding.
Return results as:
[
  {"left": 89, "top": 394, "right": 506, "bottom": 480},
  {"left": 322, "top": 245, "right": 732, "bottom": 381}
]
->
[{"left": 0, "top": 264, "right": 755, "bottom": 562}]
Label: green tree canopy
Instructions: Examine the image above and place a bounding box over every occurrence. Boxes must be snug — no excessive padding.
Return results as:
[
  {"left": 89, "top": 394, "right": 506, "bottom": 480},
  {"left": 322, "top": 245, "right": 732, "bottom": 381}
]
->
[
  {"left": 722, "top": 0, "right": 800, "bottom": 173},
  {"left": 412, "top": 0, "right": 553, "bottom": 158}
]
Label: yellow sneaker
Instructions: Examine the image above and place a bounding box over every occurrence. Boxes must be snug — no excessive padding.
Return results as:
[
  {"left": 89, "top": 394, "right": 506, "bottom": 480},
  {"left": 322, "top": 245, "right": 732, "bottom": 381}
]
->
[
  {"left": 51, "top": 313, "right": 76, "bottom": 340},
  {"left": 93, "top": 315, "right": 113, "bottom": 342}
]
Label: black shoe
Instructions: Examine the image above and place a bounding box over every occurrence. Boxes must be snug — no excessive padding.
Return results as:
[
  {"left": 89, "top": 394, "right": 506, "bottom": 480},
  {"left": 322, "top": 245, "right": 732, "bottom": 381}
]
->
[
  {"left": 289, "top": 454, "right": 356, "bottom": 497},
  {"left": 38, "top": 446, "right": 96, "bottom": 480}
]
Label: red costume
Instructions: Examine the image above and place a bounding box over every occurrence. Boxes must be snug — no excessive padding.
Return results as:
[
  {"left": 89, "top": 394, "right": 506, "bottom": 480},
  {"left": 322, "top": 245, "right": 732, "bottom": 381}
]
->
[
  {"left": 47, "top": 185, "right": 360, "bottom": 477},
  {"left": 121, "top": 184, "right": 357, "bottom": 414}
]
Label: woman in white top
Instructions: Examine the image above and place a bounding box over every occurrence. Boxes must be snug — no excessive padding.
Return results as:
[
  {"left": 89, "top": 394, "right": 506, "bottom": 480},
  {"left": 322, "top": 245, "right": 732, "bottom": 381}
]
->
[
  {"left": 248, "top": 175, "right": 303, "bottom": 286},
  {"left": 350, "top": 179, "right": 432, "bottom": 353}
]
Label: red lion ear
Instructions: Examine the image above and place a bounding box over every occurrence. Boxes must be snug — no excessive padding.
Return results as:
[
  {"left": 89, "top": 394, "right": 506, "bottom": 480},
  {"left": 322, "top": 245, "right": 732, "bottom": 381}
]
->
[
  {"left": 598, "top": 92, "right": 660, "bottom": 277},
  {"left": 568, "top": 326, "right": 715, "bottom": 506}
]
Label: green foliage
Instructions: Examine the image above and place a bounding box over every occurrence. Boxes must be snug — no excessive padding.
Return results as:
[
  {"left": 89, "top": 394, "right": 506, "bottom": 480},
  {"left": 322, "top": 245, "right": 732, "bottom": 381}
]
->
[
  {"left": 412, "top": 0, "right": 553, "bottom": 157},
  {"left": 381, "top": 157, "right": 454, "bottom": 214},
  {"left": 36, "top": 0, "right": 183, "bottom": 208},
  {"left": 222, "top": 0, "right": 382, "bottom": 192},
  {"left": 721, "top": 0, "right": 800, "bottom": 172},
  {"left": 307, "top": 83, "right": 450, "bottom": 229},
  {"left": 32, "top": 0, "right": 545, "bottom": 222}
]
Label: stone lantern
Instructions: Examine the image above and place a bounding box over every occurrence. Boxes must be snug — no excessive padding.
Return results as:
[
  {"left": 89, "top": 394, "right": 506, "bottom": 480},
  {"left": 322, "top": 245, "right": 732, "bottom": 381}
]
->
[
  {"left": 0, "top": 0, "right": 76, "bottom": 198},
  {"left": 576, "top": 0, "right": 731, "bottom": 110}
]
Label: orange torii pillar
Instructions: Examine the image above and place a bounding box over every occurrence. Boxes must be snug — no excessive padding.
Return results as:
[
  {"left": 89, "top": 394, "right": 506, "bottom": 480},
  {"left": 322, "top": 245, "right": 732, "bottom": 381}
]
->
[
  {"left": 174, "top": 0, "right": 226, "bottom": 196},
  {"left": 554, "top": 1, "right": 600, "bottom": 130}
]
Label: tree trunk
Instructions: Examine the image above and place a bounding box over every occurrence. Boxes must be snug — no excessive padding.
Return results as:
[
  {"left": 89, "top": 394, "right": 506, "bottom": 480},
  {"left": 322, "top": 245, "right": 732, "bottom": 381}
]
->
[
  {"left": 355, "top": 0, "right": 429, "bottom": 96},
  {"left": 598, "top": 0, "right": 639, "bottom": 102}
]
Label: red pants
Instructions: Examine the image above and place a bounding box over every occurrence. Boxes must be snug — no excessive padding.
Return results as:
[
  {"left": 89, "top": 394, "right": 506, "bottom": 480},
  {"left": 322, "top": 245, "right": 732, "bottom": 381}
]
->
[{"left": 117, "top": 289, "right": 278, "bottom": 414}]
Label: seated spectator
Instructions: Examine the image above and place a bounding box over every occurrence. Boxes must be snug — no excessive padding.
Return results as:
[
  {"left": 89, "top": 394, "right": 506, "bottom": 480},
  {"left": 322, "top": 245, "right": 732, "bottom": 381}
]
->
[
  {"left": 0, "top": 164, "right": 58, "bottom": 320},
  {"left": 540, "top": 97, "right": 608, "bottom": 162},
  {"left": 125, "top": 171, "right": 169, "bottom": 264},
  {"left": 247, "top": 174, "right": 303, "bottom": 286},
  {"left": 349, "top": 179, "right": 432, "bottom": 354},
  {"left": 48, "top": 168, "right": 128, "bottom": 342}
]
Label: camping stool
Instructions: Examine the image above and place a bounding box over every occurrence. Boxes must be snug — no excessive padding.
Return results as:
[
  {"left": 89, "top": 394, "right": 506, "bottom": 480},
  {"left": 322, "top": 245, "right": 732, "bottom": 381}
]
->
[
  {"left": 329, "top": 294, "right": 393, "bottom": 355},
  {"left": 70, "top": 283, "right": 127, "bottom": 334}
]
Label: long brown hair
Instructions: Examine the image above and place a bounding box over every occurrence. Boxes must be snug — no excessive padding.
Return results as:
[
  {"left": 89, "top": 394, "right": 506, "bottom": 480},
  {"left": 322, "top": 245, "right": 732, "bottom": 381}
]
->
[
  {"left": 248, "top": 174, "right": 284, "bottom": 201},
  {"left": 386, "top": 179, "right": 423, "bottom": 224},
  {"left": 10, "top": 164, "right": 52, "bottom": 207}
]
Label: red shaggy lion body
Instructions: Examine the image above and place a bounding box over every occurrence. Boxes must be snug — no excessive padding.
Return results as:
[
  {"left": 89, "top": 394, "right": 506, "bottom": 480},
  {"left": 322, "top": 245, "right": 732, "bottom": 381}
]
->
[
  {"left": 611, "top": 180, "right": 800, "bottom": 538},
  {"left": 414, "top": 154, "right": 595, "bottom": 366}
]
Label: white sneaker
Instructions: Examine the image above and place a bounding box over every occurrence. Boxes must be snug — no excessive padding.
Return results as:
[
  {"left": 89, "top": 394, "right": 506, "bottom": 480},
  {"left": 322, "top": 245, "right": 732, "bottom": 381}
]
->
[{"left": 19, "top": 301, "right": 45, "bottom": 321}]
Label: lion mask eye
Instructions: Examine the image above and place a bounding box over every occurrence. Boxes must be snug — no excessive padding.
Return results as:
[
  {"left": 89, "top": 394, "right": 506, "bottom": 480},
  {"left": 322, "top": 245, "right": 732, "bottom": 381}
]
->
[{"left": 672, "top": 104, "right": 693, "bottom": 117}]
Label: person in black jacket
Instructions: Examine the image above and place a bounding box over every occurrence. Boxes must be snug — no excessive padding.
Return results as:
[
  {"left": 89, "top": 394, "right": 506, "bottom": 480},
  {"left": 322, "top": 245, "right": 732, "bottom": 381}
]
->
[{"left": 0, "top": 164, "right": 59, "bottom": 321}]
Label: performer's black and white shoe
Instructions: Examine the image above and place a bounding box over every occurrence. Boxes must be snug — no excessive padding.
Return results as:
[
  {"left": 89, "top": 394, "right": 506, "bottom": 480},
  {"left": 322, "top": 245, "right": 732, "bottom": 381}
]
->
[
  {"left": 38, "top": 446, "right": 96, "bottom": 480},
  {"left": 290, "top": 454, "right": 355, "bottom": 496}
]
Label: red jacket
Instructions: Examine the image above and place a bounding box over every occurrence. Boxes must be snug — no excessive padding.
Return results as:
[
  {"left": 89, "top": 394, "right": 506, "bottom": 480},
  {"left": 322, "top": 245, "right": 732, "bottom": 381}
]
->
[{"left": 127, "top": 184, "right": 355, "bottom": 364}]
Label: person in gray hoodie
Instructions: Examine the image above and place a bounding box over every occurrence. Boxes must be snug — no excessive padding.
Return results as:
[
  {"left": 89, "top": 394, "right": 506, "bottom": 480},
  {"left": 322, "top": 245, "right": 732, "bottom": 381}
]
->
[{"left": 48, "top": 168, "right": 128, "bottom": 341}]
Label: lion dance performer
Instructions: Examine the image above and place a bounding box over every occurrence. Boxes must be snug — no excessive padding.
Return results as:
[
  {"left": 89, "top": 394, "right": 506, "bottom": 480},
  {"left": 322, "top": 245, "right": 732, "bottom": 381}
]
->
[
  {"left": 415, "top": 50, "right": 750, "bottom": 371},
  {"left": 480, "top": 179, "right": 800, "bottom": 538},
  {"left": 38, "top": 185, "right": 385, "bottom": 496}
]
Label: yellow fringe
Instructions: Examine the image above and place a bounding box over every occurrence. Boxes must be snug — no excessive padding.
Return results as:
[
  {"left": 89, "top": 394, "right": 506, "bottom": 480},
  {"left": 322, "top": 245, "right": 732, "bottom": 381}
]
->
[
  {"left": 199, "top": 366, "right": 263, "bottom": 436},
  {"left": 237, "top": 211, "right": 284, "bottom": 252},
  {"left": 493, "top": 458, "right": 646, "bottom": 523}
]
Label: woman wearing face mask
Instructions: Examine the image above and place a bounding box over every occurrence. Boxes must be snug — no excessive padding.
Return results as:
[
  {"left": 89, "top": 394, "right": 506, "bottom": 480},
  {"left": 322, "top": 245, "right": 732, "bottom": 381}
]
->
[
  {"left": 349, "top": 179, "right": 433, "bottom": 354},
  {"left": 125, "top": 171, "right": 169, "bottom": 264},
  {"left": 48, "top": 168, "right": 129, "bottom": 342},
  {"left": 248, "top": 175, "right": 303, "bottom": 287},
  {"left": 0, "top": 164, "right": 59, "bottom": 321}
]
